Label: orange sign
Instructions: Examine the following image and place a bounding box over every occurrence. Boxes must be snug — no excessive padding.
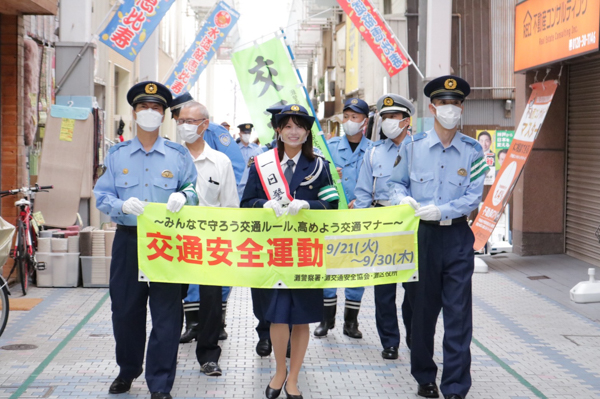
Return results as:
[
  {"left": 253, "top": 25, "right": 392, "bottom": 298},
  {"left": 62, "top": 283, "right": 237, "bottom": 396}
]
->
[
  {"left": 472, "top": 81, "right": 558, "bottom": 251},
  {"left": 515, "top": 0, "right": 600, "bottom": 72}
]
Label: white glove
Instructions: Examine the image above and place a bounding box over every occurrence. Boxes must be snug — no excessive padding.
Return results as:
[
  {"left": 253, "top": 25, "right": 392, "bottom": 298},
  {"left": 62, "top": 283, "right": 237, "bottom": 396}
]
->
[
  {"left": 264, "top": 199, "right": 285, "bottom": 218},
  {"left": 400, "top": 196, "right": 420, "bottom": 210},
  {"left": 166, "top": 192, "right": 187, "bottom": 213},
  {"left": 122, "top": 197, "right": 145, "bottom": 216},
  {"left": 414, "top": 205, "right": 441, "bottom": 221},
  {"left": 286, "top": 199, "right": 309, "bottom": 216}
]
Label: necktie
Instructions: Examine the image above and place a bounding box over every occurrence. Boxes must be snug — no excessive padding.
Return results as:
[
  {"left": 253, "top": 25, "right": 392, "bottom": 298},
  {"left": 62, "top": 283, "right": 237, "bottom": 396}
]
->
[{"left": 284, "top": 159, "right": 295, "bottom": 183}]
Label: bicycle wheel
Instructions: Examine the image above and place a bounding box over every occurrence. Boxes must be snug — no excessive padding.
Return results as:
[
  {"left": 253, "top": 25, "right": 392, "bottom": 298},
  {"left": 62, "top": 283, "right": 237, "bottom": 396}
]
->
[
  {"left": 16, "top": 220, "right": 28, "bottom": 295},
  {"left": 0, "top": 280, "right": 8, "bottom": 337},
  {"left": 27, "top": 225, "right": 37, "bottom": 284}
]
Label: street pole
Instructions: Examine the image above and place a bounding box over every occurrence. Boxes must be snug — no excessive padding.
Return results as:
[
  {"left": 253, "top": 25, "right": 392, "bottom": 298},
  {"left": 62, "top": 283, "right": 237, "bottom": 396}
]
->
[{"left": 417, "top": 0, "right": 428, "bottom": 130}]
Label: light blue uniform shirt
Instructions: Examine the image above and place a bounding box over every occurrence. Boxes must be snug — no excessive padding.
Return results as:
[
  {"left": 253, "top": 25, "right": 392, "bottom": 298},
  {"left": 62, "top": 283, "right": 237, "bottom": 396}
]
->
[
  {"left": 238, "top": 141, "right": 263, "bottom": 165},
  {"left": 388, "top": 128, "right": 486, "bottom": 221},
  {"left": 328, "top": 135, "right": 371, "bottom": 202},
  {"left": 94, "top": 136, "right": 199, "bottom": 226},
  {"left": 204, "top": 122, "right": 245, "bottom": 184},
  {"left": 354, "top": 139, "right": 404, "bottom": 209}
]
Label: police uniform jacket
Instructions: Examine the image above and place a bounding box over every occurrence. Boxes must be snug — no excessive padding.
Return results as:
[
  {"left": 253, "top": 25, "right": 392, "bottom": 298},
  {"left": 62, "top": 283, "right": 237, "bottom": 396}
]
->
[
  {"left": 388, "top": 129, "right": 487, "bottom": 220},
  {"left": 94, "top": 136, "right": 199, "bottom": 226},
  {"left": 354, "top": 138, "right": 404, "bottom": 209},
  {"left": 327, "top": 135, "right": 371, "bottom": 202},
  {"left": 203, "top": 122, "right": 245, "bottom": 184}
]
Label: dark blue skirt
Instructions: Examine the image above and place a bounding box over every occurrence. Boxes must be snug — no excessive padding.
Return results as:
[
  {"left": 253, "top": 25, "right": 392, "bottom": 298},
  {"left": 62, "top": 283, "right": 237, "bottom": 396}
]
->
[{"left": 265, "top": 288, "right": 323, "bottom": 325}]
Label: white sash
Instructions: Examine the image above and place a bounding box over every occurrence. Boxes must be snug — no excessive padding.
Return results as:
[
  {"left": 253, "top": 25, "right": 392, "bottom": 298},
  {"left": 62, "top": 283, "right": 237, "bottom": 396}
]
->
[{"left": 255, "top": 149, "right": 294, "bottom": 205}]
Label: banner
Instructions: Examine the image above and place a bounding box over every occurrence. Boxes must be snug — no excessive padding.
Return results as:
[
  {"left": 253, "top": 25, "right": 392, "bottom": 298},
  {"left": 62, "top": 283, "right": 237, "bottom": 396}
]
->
[
  {"left": 99, "top": 0, "right": 175, "bottom": 61},
  {"left": 164, "top": 1, "right": 239, "bottom": 95},
  {"left": 232, "top": 37, "right": 349, "bottom": 209},
  {"left": 472, "top": 81, "right": 559, "bottom": 250},
  {"left": 138, "top": 203, "right": 419, "bottom": 288},
  {"left": 337, "top": 0, "right": 410, "bottom": 77}
]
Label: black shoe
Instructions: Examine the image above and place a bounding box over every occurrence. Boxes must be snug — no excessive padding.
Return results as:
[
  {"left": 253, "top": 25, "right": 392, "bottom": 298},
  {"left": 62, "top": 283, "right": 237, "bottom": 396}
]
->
[
  {"left": 265, "top": 374, "right": 286, "bottom": 399},
  {"left": 283, "top": 382, "right": 303, "bottom": 399},
  {"left": 417, "top": 382, "right": 440, "bottom": 398},
  {"left": 313, "top": 298, "right": 336, "bottom": 337},
  {"left": 180, "top": 303, "right": 200, "bottom": 343},
  {"left": 150, "top": 393, "right": 172, "bottom": 399},
  {"left": 256, "top": 338, "right": 272, "bottom": 357},
  {"left": 342, "top": 301, "right": 362, "bottom": 339},
  {"left": 108, "top": 369, "right": 142, "bottom": 394},
  {"left": 200, "top": 362, "right": 222, "bottom": 376},
  {"left": 381, "top": 347, "right": 399, "bottom": 360},
  {"left": 218, "top": 324, "right": 228, "bottom": 340},
  {"left": 445, "top": 395, "right": 463, "bottom": 399}
]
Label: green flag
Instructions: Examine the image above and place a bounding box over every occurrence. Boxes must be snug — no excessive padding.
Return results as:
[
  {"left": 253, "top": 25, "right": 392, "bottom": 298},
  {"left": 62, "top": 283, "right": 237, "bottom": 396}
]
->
[{"left": 232, "top": 37, "right": 348, "bottom": 208}]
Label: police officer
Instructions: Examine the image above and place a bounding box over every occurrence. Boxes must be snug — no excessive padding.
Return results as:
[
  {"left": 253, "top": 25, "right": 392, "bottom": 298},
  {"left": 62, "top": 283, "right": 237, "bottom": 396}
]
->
[
  {"left": 388, "top": 76, "right": 487, "bottom": 399},
  {"left": 354, "top": 93, "right": 414, "bottom": 360},
  {"left": 314, "top": 98, "right": 371, "bottom": 339},
  {"left": 170, "top": 92, "right": 246, "bottom": 184},
  {"left": 237, "top": 123, "right": 263, "bottom": 165},
  {"left": 94, "top": 81, "right": 199, "bottom": 399}
]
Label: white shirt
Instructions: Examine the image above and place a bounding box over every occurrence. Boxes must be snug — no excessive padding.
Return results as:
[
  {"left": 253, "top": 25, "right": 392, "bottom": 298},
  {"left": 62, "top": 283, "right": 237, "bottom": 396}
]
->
[
  {"left": 280, "top": 151, "right": 302, "bottom": 175},
  {"left": 191, "top": 143, "right": 239, "bottom": 208}
]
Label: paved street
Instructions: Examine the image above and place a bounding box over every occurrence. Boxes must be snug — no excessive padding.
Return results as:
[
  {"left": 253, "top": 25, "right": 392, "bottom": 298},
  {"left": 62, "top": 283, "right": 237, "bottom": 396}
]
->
[{"left": 1, "top": 254, "right": 600, "bottom": 399}]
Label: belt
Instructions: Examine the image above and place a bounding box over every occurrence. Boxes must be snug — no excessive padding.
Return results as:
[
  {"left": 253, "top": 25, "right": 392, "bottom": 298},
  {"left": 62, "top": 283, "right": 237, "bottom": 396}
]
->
[
  {"left": 372, "top": 200, "right": 391, "bottom": 207},
  {"left": 117, "top": 224, "right": 137, "bottom": 232},
  {"left": 420, "top": 216, "right": 468, "bottom": 226}
]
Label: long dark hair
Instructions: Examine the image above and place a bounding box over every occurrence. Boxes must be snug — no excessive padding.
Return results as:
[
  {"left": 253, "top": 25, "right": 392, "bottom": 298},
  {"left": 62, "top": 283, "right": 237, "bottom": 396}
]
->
[{"left": 276, "top": 115, "right": 315, "bottom": 161}]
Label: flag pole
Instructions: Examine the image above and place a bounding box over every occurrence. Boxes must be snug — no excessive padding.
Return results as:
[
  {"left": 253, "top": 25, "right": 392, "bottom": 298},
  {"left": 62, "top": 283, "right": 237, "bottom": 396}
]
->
[{"left": 279, "top": 28, "right": 349, "bottom": 208}]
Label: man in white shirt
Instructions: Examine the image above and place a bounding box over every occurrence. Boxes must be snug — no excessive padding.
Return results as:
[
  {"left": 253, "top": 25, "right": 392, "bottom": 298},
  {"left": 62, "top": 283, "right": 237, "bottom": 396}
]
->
[{"left": 176, "top": 101, "right": 239, "bottom": 376}]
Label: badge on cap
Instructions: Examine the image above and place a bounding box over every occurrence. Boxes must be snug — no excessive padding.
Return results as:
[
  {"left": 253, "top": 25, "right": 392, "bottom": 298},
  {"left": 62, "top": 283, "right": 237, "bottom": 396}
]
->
[
  {"left": 145, "top": 83, "right": 158, "bottom": 94},
  {"left": 245, "top": 124, "right": 251, "bottom": 129},
  {"left": 444, "top": 79, "right": 457, "bottom": 90},
  {"left": 351, "top": 99, "right": 358, "bottom": 104},
  {"left": 458, "top": 168, "right": 467, "bottom": 176},
  {"left": 123, "top": 168, "right": 129, "bottom": 175},
  {"left": 383, "top": 97, "right": 394, "bottom": 106},
  {"left": 291, "top": 105, "right": 300, "bottom": 111},
  {"left": 162, "top": 170, "right": 174, "bottom": 178}
]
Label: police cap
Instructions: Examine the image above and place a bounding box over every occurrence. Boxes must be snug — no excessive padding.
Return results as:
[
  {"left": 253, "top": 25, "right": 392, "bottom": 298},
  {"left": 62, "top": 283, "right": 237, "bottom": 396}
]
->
[
  {"left": 424, "top": 75, "right": 470, "bottom": 101},
  {"left": 169, "top": 92, "right": 194, "bottom": 118},
  {"left": 343, "top": 98, "right": 369, "bottom": 116},
  {"left": 127, "top": 81, "right": 172, "bottom": 109},
  {"left": 376, "top": 93, "right": 415, "bottom": 116},
  {"left": 275, "top": 104, "right": 315, "bottom": 128},
  {"left": 237, "top": 123, "right": 253, "bottom": 133}
]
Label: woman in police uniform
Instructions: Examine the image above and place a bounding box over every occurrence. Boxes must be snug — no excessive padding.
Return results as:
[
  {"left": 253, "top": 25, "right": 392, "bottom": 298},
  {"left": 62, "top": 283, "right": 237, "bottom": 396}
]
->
[{"left": 241, "top": 104, "right": 338, "bottom": 399}]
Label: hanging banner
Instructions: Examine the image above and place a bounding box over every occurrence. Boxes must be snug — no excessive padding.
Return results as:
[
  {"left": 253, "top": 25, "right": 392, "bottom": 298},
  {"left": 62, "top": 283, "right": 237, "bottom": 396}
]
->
[
  {"left": 472, "top": 81, "right": 559, "bottom": 250},
  {"left": 164, "top": 1, "right": 239, "bottom": 95},
  {"left": 232, "top": 37, "right": 349, "bottom": 209},
  {"left": 337, "top": 0, "right": 410, "bottom": 77},
  {"left": 99, "top": 0, "right": 175, "bottom": 61},
  {"left": 138, "top": 203, "right": 419, "bottom": 288}
]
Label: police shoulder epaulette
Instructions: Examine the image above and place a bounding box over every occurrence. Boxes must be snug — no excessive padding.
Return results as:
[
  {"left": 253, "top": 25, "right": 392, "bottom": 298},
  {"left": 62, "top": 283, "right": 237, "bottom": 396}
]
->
[
  {"left": 371, "top": 140, "right": 384, "bottom": 147},
  {"left": 108, "top": 140, "right": 131, "bottom": 154},
  {"left": 164, "top": 140, "right": 189, "bottom": 155},
  {"left": 328, "top": 136, "right": 341, "bottom": 145},
  {"left": 411, "top": 131, "right": 427, "bottom": 141},
  {"left": 460, "top": 135, "right": 483, "bottom": 152}
]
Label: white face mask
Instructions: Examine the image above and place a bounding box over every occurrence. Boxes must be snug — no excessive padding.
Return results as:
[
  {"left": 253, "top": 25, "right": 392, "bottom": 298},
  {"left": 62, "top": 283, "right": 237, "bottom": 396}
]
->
[
  {"left": 135, "top": 109, "right": 163, "bottom": 131},
  {"left": 177, "top": 123, "right": 202, "bottom": 143},
  {"left": 240, "top": 133, "right": 251, "bottom": 144},
  {"left": 342, "top": 119, "right": 364, "bottom": 136},
  {"left": 433, "top": 104, "right": 462, "bottom": 129},
  {"left": 381, "top": 117, "right": 407, "bottom": 140}
]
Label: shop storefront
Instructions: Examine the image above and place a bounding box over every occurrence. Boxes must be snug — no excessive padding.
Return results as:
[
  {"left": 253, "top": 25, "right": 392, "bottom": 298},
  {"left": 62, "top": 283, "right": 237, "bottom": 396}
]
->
[{"left": 514, "top": 0, "right": 600, "bottom": 264}]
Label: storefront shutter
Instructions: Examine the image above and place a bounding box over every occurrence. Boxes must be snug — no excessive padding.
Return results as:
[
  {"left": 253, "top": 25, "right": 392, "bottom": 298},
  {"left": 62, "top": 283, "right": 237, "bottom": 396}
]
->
[{"left": 566, "top": 59, "right": 600, "bottom": 266}]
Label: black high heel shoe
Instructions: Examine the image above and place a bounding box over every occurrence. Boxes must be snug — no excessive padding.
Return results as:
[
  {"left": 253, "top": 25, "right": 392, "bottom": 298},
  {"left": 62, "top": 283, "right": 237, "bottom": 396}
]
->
[
  {"left": 283, "top": 382, "right": 303, "bottom": 399},
  {"left": 265, "top": 372, "right": 287, "bottom": 399}
]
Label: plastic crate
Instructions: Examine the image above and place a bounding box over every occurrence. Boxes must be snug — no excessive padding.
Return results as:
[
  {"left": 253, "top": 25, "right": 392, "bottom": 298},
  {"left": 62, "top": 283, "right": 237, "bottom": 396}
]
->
[
  {"left": 80, "top": 256, "right": 110, "bottom": 287},
  {"left": 36, "top": 252, "right": 79, "bottom": 287}
]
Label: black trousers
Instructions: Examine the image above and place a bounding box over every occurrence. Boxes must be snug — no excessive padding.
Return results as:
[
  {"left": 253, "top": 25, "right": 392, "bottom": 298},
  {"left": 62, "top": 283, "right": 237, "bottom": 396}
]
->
[
  {"left": 405, "top": 221, "right": 474, "bottom": 398},
  {"left": 195, "top": 285, "right": 222, "bottom": 364},
  {"left": 251, "top": 288, "right": 272, "bottom": 340},
  {"left": 110, "top": 228, "right": 182, "bottom": 394},
  {"left": 374, "top": 283, "right": 412, "bottom": 348}
]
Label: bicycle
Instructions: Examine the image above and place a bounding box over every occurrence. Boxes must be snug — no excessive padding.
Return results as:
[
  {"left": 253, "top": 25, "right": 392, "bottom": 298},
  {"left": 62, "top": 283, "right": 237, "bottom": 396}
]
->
[
  {"left": 0, "top": 184, "right": 53, "bottom": 295},
  {"left": 0, "top": 274, "right": 9, "bottom": 337}
]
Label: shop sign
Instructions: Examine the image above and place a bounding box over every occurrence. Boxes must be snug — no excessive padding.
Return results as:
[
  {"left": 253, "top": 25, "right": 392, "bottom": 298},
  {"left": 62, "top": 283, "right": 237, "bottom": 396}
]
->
[
  {"left": 515, "top": 0, "right": 600, "bottom": 72},
  {"left": 472, "top": 81, "right": 558, "bottom": 250}
]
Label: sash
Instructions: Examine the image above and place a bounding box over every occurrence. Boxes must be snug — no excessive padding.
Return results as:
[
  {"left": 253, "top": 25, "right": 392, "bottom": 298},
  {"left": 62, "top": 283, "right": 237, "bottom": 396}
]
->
[{"left": 255, "top": 149, "right": 294, "bottom": 205}]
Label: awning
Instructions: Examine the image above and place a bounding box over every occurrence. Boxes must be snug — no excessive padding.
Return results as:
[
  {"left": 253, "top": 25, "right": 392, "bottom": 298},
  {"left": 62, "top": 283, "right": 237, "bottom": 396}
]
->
[{"left": 0, "top": 0, "right": 58, "bottom": 15}]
